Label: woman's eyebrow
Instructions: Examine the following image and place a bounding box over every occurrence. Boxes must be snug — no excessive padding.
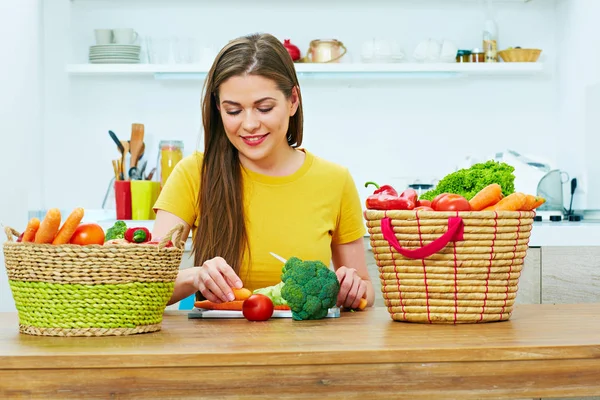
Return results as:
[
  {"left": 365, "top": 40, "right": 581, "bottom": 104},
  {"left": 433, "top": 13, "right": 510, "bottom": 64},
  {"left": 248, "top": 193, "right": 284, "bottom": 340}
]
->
[{"left": 221, "top": 97, "right": 276, "bottom": 106}]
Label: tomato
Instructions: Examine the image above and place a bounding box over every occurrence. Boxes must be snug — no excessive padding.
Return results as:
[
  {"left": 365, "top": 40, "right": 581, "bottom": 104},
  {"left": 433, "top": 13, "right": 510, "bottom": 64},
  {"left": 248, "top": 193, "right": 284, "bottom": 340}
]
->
[
  {"left": 69, "top": 223, "right": 105, "bottom": 245},
  {"left": 242, "top": 294, "right": 274, "bottom": 321},
  {"left": 416, "top": 199, "right": 432, "bottom": 208},
  {"left": 16, "top": 232, "right": 24, "bottom": 242},
  {"left": 431, "top": 193, "right": 450, "bottom": 210},
  {"left": 434, "top": 194, "right": 471, "bottom": 212}
]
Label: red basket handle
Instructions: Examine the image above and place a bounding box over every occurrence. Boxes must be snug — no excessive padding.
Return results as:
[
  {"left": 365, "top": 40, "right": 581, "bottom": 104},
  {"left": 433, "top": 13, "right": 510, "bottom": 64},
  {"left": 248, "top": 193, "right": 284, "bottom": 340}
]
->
[{"left": 381, "top": 216, "right": 465, "bottom": 259}]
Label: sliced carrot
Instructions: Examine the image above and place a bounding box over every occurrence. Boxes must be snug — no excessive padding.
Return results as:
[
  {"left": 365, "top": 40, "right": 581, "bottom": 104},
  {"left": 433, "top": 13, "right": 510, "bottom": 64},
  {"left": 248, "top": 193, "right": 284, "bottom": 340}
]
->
[
  {"left": 469, "top": 184, "right": 504, "bottom": 211},
  {"left": 232, "top": 287, "right": 252, "bottom": 301},
  {"left": 52, "top": 207, "right": 85, "bottom": 245},
  {"left": 486, "top": 192, "right": 527, "bottom": 212},
  {"left": 34, "top": 209, "right": 62, "bottom": 244},
  {"left": 194, "top": 300, "right": 291, "bottom": 311},
  {"left": 21, "top": 218, "right": 40, "bottom": 243}
]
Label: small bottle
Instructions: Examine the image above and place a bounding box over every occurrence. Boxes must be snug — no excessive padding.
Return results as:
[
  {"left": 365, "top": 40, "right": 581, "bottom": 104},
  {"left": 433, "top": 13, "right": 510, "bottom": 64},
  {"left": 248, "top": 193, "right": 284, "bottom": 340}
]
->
[{"left": 483, "top": 18, "right": 498, "bottom": 63}]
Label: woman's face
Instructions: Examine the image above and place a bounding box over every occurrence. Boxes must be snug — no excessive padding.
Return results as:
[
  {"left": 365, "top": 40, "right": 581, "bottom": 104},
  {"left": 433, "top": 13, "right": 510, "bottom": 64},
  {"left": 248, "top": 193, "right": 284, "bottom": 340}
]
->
[{"left": 217, "top": 74, "right": 299, "bottom": 167}]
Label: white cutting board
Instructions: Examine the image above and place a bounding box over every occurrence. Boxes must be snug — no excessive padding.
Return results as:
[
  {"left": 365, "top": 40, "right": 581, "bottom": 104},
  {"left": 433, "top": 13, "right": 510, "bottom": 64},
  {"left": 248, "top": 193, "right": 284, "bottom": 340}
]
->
[{"left": 187, "top": 307, "right": 340, "bottom": 319}]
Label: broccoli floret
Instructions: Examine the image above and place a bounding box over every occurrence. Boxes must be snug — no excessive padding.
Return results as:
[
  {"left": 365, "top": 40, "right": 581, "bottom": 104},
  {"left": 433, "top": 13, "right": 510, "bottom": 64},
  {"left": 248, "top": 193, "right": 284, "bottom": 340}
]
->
[
  {"left": 420, "top": 160, "right": 516, "bottom": 201},
  {"left": 253, "top": 281, "right": 288, "bottom": 306},
  {"left": 280, "top": 257, "right": 340, "bottom": 321},
  {"left": 104, "top": 220, "right": 127, "bottom": 241}
]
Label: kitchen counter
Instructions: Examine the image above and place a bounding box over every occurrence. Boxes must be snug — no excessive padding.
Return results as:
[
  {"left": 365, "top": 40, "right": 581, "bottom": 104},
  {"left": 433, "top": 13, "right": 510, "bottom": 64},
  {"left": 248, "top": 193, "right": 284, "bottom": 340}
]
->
[{"left": 2, "top": 304, "right": 600, "bottom": 399}]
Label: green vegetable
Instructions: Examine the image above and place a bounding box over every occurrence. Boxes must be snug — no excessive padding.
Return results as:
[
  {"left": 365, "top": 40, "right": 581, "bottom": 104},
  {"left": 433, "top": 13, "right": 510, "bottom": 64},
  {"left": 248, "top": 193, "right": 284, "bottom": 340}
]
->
[
  {"left": 104, "top": 220, "right": 127, "bottom": 241},
  {"left": 420, "top": 160, "right": 516, "bottom": 201},
  {"left": 280, "top": 257, "right": 340, "bottom": 321},
  {"left": 253, "top": 281, "right": 288, "bottom": 306}
]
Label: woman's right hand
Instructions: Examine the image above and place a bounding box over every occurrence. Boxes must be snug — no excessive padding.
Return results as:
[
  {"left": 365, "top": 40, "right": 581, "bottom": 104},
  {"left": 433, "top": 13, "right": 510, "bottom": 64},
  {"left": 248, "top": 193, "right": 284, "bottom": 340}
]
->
[{"left": 193, "top": 257, "right": 243, "bottom": 303}]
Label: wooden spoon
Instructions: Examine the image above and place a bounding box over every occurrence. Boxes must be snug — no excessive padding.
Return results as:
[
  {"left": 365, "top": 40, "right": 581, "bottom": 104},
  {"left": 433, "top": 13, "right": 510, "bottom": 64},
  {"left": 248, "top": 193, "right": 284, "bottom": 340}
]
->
[{"left": 128, "top": 123, "right": 145, "bottom": 179}]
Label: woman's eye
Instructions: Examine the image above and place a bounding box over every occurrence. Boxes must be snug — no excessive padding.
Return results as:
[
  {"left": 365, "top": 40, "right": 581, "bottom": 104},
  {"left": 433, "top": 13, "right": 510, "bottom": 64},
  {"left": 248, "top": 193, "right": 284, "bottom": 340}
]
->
[
  {"left": 258, "top": 107, "right": 273, "bottom": 113},
  {"left": 226, "top": 110, "right": 241, "bottom": 116}
]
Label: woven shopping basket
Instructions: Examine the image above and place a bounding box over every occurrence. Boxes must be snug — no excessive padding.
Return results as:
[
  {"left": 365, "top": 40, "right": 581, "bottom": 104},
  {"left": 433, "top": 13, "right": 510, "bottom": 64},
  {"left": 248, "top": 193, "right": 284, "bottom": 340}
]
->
[
  {"left": 365, "top": 210, "right": 535, "bottom": 324},
  {"left": 3, "top": 224, "right": 185, "bottom": 337}
]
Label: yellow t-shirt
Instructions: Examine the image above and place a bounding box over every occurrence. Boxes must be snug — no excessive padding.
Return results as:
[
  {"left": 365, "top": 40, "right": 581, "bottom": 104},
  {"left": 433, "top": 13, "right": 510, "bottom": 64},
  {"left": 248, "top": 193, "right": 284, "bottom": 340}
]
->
[{"left": 153, "top": 149, "right": 366, "bottom": 291}]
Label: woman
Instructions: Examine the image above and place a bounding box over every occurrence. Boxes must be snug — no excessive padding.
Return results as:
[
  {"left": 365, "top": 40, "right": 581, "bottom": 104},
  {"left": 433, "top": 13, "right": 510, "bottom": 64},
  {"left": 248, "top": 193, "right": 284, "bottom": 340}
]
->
[{"left": 152, "top": 32, "right": 374, "bottom": 310}]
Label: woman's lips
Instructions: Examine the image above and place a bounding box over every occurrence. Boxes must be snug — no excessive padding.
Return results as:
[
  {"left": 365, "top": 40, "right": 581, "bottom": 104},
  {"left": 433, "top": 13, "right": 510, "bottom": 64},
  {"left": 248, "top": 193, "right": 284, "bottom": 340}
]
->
[{"left": 241, "top": 133, "right": 269, "bottom": 147}]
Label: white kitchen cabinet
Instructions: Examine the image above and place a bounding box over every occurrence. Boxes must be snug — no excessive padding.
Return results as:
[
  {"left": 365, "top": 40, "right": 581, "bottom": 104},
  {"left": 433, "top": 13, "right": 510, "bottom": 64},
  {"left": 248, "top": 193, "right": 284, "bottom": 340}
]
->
[{"left": 542, "top": 247, "right": 600, "bottom": 304}]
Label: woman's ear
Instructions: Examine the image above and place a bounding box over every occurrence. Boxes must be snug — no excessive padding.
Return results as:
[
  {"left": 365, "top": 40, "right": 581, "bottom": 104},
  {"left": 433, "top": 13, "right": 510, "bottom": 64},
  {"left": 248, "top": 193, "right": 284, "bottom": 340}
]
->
[{"left": 290, "top": 86, "right": 300, "bottom": 116}]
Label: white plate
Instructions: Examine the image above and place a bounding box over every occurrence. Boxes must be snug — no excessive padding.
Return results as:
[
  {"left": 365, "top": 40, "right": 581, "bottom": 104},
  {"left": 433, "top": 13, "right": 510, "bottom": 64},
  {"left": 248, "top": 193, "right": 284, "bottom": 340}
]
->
[
  {"left": 90, "top": 59, "right": 141, "bottom": 64},
  {"left": 89, "top": 55, "right": 140, "bottom": 59},
  {"left": 90, "top": 44, "right": 140, "bottom": 50},
  {"left": 89, "top": 50, "right": 140, "bottom": 55}
]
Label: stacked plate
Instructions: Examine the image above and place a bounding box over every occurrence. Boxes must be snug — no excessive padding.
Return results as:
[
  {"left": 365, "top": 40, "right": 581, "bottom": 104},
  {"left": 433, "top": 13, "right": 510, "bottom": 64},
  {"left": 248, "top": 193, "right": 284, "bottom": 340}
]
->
[{"left": 89, "top": 44, "right": 141, "bottom": 64}]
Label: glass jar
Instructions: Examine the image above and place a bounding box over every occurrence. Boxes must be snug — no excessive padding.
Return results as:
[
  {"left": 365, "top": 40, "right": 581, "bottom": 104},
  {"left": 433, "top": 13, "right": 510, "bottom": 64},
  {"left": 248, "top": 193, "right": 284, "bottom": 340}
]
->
[
  {"left": 159, "top": 140, "right": 184, "bottom": 186},
  {"left": 456, "top": 50, "right": 472, "bottom": 63},
  {"left": 471, "top": 48, "right": 485, "bottom": 63}
]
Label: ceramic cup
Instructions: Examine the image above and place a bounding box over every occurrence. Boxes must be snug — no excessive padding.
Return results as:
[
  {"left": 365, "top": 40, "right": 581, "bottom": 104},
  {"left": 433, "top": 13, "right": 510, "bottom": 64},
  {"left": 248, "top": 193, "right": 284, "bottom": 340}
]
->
[
  {"left": 94, "top": 29, "right": 113, "bottom": 45},
  {"left": 113, "top": 28, "right": 139, "bottom": 44}
]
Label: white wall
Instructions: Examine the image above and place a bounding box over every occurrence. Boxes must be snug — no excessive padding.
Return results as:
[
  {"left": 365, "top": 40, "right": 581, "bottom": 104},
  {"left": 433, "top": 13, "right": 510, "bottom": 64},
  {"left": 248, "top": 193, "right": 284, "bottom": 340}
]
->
[
  {"left": 0, "top": 0, "right": 43, "bottom": 311},
  {"left": 40, "top": 0, "right": 560, "bottom": 213},
  {"left": 554, "top": 0, "right": 600, "bottom": 210}
]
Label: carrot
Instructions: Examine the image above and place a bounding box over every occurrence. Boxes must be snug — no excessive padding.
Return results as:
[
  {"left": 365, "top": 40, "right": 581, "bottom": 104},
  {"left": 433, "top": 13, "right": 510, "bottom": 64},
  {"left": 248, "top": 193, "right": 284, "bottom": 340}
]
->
[
  {"left": 34, "top": 208, "right": 62, "bottom": 244},
  {"left": 195, "top": 300, "right": 244, "bottom": 311},
  {"left": 194, "top": 300, "right": 291, "bottom": 311},
  {"left": 531, "top": 197, "right": 546, "bottom": 210},
  {"left": 52, "top": 207, "right": 85, "bottom": 245},
  {"left": 469, "top": 184, "right": 503, "bottom": 211},
  {"left": 232, "top": 287, "right": 252, "bottom": 301},
  {"left": 358, "top": 298, "right": 368, "bottom": 310},
  {"left": 484, "top": 192, "right": 527, "bottom": 212},
  {"left": 21, "top": 218, "right": 40, "bottom": 243},
  {"left": 520, "top": 194, "right": 544, "bottom": 211}
]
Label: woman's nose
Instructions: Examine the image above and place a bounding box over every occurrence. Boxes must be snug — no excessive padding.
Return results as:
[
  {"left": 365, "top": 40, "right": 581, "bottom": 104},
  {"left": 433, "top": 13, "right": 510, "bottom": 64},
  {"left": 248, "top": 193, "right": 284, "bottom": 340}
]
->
[{"left": 242, "top": 110, "right": 260, "bottom": 132}]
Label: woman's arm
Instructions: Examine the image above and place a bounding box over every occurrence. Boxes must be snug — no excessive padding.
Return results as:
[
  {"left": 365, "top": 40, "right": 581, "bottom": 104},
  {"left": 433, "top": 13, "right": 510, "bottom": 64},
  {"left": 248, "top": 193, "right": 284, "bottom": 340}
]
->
[
  {"left": 331, "top": 237, "right": 375, "bottom": 308},
  {"left": 153, "top": 210, "right": 197, "bottom": 305}
]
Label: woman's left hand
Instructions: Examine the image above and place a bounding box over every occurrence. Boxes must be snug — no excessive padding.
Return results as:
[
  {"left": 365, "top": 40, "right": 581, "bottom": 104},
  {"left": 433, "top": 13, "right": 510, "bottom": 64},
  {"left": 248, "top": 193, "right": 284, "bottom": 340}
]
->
[{"left": 335, "top": 266, "right": 367, "bottom": 309}]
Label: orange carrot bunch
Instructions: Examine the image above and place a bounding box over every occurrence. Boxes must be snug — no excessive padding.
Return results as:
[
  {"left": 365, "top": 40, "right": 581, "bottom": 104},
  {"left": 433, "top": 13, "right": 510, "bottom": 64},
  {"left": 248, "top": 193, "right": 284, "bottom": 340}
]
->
[{"left": 468, "top": 184, "right": 545, "bottom": 212}]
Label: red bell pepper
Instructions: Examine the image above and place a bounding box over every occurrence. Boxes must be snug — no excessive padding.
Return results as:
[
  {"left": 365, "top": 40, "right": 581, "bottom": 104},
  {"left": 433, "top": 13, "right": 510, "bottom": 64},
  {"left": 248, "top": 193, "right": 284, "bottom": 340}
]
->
[
  {"left": 125, "top": 227, "right": 152, "bottom": 243},
  {"left": 364, "top": 182, "right": 416, "bottom": 210}
]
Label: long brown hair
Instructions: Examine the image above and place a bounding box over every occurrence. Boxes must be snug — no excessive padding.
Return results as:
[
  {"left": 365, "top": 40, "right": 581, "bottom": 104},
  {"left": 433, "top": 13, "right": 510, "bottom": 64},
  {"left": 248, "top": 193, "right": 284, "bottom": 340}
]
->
[{"left": 193, "top": 33, "right": 304, "bottom": 279}]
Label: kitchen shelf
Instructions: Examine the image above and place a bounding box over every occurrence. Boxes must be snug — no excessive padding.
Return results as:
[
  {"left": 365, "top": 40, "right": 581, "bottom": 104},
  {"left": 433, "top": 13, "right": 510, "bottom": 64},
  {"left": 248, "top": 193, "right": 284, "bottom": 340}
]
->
[{"left": 66, "top": 62, "right": 545, "bottom": 80}]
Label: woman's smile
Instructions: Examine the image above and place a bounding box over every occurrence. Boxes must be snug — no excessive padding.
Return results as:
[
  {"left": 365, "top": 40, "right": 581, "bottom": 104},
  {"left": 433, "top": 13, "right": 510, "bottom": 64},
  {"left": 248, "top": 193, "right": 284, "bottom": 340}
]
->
[{"left": 241, "top": 133, "right": 269, "bottom": 147}]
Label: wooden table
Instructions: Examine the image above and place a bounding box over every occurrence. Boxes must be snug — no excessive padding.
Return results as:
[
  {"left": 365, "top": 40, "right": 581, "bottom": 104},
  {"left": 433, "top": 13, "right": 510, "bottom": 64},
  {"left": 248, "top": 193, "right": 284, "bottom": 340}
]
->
[{"left": 1, "top": 305, "right": 600, "bottom": 399}]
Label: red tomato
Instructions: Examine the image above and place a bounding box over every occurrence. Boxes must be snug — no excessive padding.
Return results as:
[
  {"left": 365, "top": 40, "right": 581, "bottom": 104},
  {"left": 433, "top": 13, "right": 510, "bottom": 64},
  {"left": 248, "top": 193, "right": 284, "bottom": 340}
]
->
[
  {"left": 416, "top": 199, "right": 432, "bottom": 208},
  {"left": 431, "top": 193, "right": 450, "bottom": 210},
  {"left": 242, "top": 294, "right": 274, "bottom": 321},
  {"left": 434, "top": 194, "right": 471, "bottom": 212},
  {"left": 69, "top": 223, "right": 105, "bottom": 245}
]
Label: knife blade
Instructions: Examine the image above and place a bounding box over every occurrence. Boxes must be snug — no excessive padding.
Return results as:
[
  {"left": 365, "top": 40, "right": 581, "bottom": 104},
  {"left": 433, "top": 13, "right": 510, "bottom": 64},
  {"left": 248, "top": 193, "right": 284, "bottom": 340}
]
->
[{"left": 269, "top": 252, "right": 287, "bottom": 264}]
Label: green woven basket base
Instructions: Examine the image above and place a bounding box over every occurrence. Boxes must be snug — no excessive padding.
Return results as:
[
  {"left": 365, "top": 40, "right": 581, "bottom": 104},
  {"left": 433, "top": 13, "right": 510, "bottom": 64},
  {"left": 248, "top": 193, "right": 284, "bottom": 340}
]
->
[{"left": 10, "top": 280, "right": 174, "bottom": 329}]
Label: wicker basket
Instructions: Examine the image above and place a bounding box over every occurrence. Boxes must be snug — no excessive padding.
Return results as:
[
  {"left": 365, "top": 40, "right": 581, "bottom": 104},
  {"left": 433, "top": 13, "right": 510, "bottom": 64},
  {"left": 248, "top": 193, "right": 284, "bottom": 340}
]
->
[
  {"left": 498, "top": 48, "right": 542, "bottom": 63},
  {"left": 3, "top": 224, "right": 185, "bottom": 337},
  {"left": 365, "top": 210, "right": 535, "bottom": 324}
]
